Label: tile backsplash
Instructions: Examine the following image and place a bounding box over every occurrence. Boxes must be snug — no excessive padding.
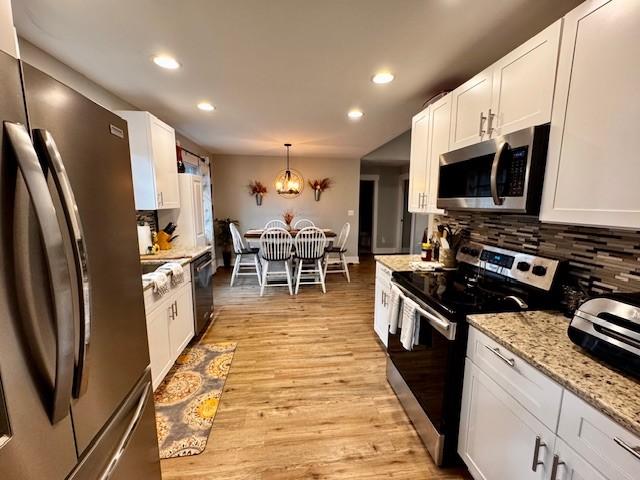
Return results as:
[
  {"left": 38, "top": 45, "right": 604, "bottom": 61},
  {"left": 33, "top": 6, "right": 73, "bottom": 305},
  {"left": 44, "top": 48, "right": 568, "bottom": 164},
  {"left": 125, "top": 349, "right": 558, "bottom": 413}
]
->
[
  {"left": 136, "top": 210, "right": 158, "bottom": 234},
  {"left": 436, "top": 212, "right": 640, "bottom": 294}
]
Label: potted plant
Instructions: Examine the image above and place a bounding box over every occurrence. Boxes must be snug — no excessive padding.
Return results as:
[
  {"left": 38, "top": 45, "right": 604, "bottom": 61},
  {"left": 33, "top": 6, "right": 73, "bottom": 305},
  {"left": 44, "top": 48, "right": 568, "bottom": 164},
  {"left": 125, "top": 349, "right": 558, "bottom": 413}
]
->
[
  {"left": 308, "top": 178, "right": 333, "bottom": 201},
  {"left": 248, "top": 180, "right": 267, "bottom": 206},
  {"left": 282, "top": 209, "right": 295, "bottom": 231},
  {"left": 214, "top": 218, "right": 239, "bottom": 267}
]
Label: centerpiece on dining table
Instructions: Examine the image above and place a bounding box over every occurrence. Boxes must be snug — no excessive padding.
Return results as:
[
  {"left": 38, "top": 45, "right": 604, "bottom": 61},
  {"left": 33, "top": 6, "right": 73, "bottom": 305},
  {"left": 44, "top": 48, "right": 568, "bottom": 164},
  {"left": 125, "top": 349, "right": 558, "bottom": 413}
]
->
[{"left": 282, "top": 209, "right": 295, "bottom": 231}]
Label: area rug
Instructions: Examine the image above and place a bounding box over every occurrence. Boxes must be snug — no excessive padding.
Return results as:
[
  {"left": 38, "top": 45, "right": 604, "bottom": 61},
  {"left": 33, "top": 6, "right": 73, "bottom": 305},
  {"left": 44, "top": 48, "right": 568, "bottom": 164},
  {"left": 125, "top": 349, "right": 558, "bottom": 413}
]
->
[{"left": 154, "top": 341, "right": 237, "bottom": 458}]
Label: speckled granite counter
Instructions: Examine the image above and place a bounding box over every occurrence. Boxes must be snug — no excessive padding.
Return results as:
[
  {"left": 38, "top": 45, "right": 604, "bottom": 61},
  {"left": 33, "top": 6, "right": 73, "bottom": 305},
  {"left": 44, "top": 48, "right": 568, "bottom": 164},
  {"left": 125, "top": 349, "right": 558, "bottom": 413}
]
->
[
  {"left": 467, "top": 310, "right": 640, "bottom": 437},
  {"left": 140, "top": 245, "right": 212, "bottom": 262},
  {"left": 375, "top": 254, "right": 422, "bottom": 272}
]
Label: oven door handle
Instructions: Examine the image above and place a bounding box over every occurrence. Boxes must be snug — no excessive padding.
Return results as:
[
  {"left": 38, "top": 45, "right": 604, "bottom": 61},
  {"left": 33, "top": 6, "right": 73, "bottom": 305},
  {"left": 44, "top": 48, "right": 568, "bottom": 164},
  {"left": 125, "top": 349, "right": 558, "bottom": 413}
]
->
[{"left": 490, "top": 141, "right": 509, "bottom": 206}]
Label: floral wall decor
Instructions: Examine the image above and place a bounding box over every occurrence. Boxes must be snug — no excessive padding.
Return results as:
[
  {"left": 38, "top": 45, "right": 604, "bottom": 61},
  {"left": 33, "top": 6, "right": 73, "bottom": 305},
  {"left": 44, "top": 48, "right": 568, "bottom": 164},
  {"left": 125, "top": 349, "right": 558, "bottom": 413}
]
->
[
  {"left": 308, "top": 177, "right": 333, "bottom": 201},
  {"left": 248, "top": 180, "right": 267, "bottom": 206}
]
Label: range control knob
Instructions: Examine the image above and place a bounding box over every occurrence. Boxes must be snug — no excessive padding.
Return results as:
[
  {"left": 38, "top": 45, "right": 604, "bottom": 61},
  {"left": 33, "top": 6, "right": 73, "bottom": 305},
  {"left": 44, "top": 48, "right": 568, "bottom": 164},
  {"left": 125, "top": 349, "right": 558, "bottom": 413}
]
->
[
  {"left": 532, "top": 265, "right": 547, "bottom": 276},
  {"left": 516, "top": 261, "right": 531, "bottom": 272},
  {"left": 461, "top": 246, "right": 470, "bottom": 255},
  {"left": 468, "top": 248, "right": 480, "bottom": 257}
]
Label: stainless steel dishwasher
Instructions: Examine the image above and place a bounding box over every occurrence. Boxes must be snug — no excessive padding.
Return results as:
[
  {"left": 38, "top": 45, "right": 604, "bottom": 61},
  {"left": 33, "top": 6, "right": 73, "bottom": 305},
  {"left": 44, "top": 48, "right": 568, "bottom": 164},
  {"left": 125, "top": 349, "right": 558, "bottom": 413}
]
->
[{"left": 191, "top": 251, "right": 214, "bottom": 336}]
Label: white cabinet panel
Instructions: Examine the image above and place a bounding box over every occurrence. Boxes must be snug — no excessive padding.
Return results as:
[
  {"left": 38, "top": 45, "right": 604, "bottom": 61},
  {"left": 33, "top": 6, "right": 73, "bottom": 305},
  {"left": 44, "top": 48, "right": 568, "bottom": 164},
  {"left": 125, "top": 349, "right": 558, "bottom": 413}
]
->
[
  {"left": 491, "top": 20, "right": 561, "bottom": 136},
  {"left": 458, "top": 360, "right": 555, "bottom": 480},
  {"left": 541, "top": 0, "right": 640, "bottom": 229},
  {"left": 553, "top": 439, "right": 608, "bottom": 480},
  {"left": 425, "top": 95, "right": 450, "bottom": 213},
  {"left": 146, "top": 299, "right": 173, "bottom": 389},
  {"left": 169, "top": 284, "right": 195, "bottom": 356},
  {"left": 0, "top": 0, "right": 17, "bottom": 58},
  {"left": 409, "top": 108, "right": 429, "bottom": 213},
  {"left": 449, "top": 69, "right": 493, "bottom": 151},
  {"left": 151, "top": 115, "right": 180, "bottom": 209},
  {"left": 373, "top": 262, "right": 392, "bottom": 347}
]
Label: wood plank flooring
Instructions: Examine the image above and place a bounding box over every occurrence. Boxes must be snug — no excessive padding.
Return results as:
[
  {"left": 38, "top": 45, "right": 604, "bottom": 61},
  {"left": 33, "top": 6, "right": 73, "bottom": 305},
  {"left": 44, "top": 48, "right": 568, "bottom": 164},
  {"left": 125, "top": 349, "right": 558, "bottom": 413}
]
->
[{"left": 161, "top": 257, "right": 471, "bottom": 479}]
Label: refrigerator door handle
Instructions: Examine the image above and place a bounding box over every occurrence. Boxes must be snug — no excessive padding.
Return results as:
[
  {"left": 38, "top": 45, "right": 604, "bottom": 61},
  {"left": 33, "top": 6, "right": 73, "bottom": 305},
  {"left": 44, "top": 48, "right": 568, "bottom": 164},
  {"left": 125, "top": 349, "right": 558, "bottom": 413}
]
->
[
  {"left": 98, "top": 381, "right": 151, "bottom": 480},
  {"left": 33, "top": 129, "right": 92, "bottom": 398},
  {"left": 4, "top": 121, "right": 75, "bottom": 423}
]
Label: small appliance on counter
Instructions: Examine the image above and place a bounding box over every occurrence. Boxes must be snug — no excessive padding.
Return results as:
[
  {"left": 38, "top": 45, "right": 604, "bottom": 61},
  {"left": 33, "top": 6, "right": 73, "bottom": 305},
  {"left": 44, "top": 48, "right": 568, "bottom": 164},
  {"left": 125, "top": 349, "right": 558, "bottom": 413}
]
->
[
  {"left": 568, "top": 293, "right": 640, "bottom": 379},
  {"left": 137, "top": 223, "right": 153, "bottom": 254}
]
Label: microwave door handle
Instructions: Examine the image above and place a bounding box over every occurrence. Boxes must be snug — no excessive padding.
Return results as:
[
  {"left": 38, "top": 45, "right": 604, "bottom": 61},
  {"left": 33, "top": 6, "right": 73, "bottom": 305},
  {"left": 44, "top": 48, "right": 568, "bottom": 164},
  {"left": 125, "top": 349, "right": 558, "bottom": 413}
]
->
[
  {"left": 490, "top": 141, "right": 509, "bottom": 206},
  {"left": 33, "top": 129, "right": 92, "bottom": 398},
  {"left": 5, "top": 122, "right": 75, "bottom": 423}
]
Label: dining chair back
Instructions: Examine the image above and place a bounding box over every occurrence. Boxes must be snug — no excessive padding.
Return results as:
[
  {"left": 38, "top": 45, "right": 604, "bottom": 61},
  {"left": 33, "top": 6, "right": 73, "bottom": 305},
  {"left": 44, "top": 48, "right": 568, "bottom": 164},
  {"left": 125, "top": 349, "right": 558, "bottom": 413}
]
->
[
  {"left": 259, "top": 228, "right": 294, "bottom": 295},
  {"left": 293, "top": 227, "right": 327, "bottom": 294},
  {"left": 324, "top": 222, "right": 351, "bottom": 283},
  {"left": 229, "top": 223, "right": 262, "bottom": 287},
  {"left": 293, "top": 218, "right": 315, "bottom": 229},
  {"left": 264, "top": 219, "right": 287, "bottom": 229},
  {"left": 336, "top": 222, "right": 350, "bottom": 251}
]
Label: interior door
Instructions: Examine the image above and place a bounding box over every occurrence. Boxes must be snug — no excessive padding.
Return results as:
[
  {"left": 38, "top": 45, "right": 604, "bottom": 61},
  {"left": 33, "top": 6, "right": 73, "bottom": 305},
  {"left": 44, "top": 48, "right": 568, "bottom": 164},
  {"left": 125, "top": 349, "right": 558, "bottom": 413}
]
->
[
  {"left": 0, "top": 49, "right": 78, "bottom": 480},
  {"left": 151, "top": 117, "right": 179, "bottom": 209},
  {"left": 449, "top": 69, "right": 493, "bottom": 150},
  {"left": 192, "top": 175, "right": 205, "bottom": 245},
  {"left": 21, "top": 63, "right": 152, "bottom": 454}
]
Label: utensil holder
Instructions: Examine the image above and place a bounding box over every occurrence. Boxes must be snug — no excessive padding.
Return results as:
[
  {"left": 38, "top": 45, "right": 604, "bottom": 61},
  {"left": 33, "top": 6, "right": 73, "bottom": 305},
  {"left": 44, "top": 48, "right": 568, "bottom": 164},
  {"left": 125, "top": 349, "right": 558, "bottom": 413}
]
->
[{"left": 156, "top": 231, "right": 172, "bottom": 250}]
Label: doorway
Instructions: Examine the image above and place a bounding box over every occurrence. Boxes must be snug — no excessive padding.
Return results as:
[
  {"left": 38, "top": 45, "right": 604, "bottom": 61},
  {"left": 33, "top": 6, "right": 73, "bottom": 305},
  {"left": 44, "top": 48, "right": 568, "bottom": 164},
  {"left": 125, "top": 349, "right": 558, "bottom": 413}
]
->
[
  {"left": 400, "top": 178, "right": 412, "bottom": 252},
  {"left": 358, "top": 179, "right": 375, "bottom": 255}
]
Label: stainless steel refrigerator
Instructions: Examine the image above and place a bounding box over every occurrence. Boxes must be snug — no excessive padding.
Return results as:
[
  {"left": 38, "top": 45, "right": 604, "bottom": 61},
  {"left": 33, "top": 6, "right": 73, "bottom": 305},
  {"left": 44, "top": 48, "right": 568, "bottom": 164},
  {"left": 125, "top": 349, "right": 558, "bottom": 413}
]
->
[{"left": 0, "top": 50, "right": 161, "bottom": 479}]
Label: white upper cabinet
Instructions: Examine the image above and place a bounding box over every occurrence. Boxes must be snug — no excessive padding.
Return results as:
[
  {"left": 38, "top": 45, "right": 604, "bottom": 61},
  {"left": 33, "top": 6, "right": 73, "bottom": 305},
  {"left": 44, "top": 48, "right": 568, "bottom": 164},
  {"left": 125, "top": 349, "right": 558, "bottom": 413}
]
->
[
  {"left": 0, "top": 0, "right": 17, "bottom": 58},
  {"left": 540, "top": 0, "right": 640, "bottom": 229},
  {"left": 449, "top": 68, "right": 493, "bottom": 151},
  {"left": 425, "top": 95, "right": 450, "bottom": 213},
  {"left": 449, "top": 21, "right": 561, "bottom": 151},
  {"left": 491, "top": 20, "right": 561, "bottom": 137},
  {"left": 116, "top": 111, "right": 180, "bottom": 210},
  {"left": 408, "top": 108, "right": 430, "bottom": 213}
]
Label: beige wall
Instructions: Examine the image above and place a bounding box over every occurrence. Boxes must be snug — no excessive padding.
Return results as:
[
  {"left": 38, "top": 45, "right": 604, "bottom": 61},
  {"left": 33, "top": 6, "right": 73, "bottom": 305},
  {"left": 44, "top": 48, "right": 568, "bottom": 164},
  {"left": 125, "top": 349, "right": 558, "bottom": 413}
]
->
[{"left": 212, "top": 154, "right": 360, "bottom": 258}]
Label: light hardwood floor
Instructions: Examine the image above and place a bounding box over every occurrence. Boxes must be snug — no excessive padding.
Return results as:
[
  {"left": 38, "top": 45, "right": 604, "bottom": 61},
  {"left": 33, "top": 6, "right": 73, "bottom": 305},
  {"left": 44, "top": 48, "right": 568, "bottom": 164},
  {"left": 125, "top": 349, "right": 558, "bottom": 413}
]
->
[{"left": 161, "top": 257, "right": 471, "bottom": 479}]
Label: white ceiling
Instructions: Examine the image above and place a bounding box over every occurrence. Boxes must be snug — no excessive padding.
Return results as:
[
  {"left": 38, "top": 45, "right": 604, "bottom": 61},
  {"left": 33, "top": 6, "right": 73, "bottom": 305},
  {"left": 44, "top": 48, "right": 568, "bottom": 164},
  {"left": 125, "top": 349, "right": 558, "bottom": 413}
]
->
[{"left": 13, "top": 0, "right": 583, "bottom": 158}]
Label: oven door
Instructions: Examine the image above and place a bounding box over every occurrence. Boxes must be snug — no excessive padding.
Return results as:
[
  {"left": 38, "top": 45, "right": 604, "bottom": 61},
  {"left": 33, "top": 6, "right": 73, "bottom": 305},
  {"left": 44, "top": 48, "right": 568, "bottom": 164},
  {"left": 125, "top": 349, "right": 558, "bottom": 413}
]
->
[{"left": 437, "top": 125, "right": 548, "bottom": 212}]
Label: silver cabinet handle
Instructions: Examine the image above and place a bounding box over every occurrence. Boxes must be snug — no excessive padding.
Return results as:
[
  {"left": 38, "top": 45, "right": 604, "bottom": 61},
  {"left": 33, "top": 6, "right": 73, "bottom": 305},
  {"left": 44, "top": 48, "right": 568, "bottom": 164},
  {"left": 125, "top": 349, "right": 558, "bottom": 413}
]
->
[
  {"left": 169, "top": 303, "right": 175, "bottom": 320},
  {"left": 196, "top": 259, "right": 213, "bottom": 272},
  {"left": 550, "top": 454, "right": 565, "bottom": 480},
  {"left": 487, "top": 108, "right": 496, "bottom": 135},
  {"left": 34, "top": 129, "right": 92, "bottom": 398},
  {"left": 160, "top": 191, "right": 164, "bottom": 206},
  {"left": 614, "top": 437, "right": 640, "bottom": 461},
  {"left": 490, "top": 141, "right": 509, "bottom": 206},
  {"left": 98, "top": 381, "right": 151, "bottom": 480},
  {"left": 484, "top": 344, "right": 515, "bottom": 367},
  {"left": 5, "top": 121, "right": 75, "bottom": 423},
  {"left": 174, "top": 300, "right": 178, "bottom": 318},
  {"left": 479, "top": 111, "right": 487, "bottom": 136},
  {"left": 531, "top": 436, "right": 546, "bottom": 471}
]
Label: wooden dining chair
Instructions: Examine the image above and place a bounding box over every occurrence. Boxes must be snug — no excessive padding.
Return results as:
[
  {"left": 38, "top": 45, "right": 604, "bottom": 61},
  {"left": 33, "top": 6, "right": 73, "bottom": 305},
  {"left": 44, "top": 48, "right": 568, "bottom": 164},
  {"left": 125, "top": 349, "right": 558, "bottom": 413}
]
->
[
  {"left": 324, "top": 222, "right": 351, "bottom": 282},
  {"left": 259, "top": 228, "right": 294, "bottom": 296},
  {"left": 229, "top": 223, "right": 261, "bottom": 286},
  {"left": 293, "top": 218, "right": 315, "bottom": 229},
  {"left": 293, "top": 227, "right": 327, "bottom": 294},
  {"left": 264, "top": 219, "right": 287, "bottom": 229}
]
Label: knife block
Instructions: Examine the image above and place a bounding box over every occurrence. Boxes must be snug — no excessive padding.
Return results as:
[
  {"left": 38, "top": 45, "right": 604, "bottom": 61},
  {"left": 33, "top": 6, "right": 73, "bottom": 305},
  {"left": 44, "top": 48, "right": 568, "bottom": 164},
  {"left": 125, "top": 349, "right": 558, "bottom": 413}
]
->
[{"left": 156, "top": 231, "right": 173, "bottom": 250}]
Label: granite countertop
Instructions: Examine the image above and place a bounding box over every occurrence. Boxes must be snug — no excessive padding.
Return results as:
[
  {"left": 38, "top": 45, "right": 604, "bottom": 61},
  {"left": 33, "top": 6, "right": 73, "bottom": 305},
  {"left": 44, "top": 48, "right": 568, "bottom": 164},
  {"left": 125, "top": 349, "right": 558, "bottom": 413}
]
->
[
  {"left": 375, "top": 254, "right": 422, "bottom": 272},
  {"left": 140, "top": 245, "right": 212, "bottom": 262},
  {"left": 467, "top": 310, "right": 640, "bottom": 437}
]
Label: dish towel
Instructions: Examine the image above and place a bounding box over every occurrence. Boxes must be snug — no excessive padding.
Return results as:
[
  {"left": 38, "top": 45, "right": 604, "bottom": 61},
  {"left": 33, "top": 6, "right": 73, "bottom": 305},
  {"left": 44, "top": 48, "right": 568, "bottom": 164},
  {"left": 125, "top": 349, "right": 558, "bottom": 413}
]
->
[
  {"left": 143, "top": 271, "right": 170, "bottom": 296},
  {"left": 388, "top": 285, "right": 402, "bottom": 334},
  {"left": 157, "top": 262, "right": 184, "bottom": 285},
  {"left": 400, "top": 297, "right": 421, "bottom": 351}
]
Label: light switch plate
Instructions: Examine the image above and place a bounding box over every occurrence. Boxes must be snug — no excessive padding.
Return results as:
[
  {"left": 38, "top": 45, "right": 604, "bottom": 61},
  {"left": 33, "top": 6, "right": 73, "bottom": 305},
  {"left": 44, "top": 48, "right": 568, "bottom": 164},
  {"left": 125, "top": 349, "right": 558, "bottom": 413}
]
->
[{"left": 347, "top": 210, "right": 354, "bottom": 216}]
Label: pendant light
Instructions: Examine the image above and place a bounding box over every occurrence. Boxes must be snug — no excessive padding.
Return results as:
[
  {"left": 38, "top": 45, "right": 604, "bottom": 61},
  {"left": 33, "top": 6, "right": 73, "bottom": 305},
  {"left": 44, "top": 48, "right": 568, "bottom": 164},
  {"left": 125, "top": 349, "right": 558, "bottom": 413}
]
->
[{"left": 275, "top": 143, "right": 304, "bottom": 198}]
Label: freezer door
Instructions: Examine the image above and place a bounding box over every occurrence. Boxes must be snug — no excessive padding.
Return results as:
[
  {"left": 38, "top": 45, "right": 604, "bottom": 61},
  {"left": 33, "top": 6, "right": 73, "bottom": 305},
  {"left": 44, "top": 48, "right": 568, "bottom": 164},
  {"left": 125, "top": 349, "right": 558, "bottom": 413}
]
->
[
  {"left": 21, "top": 63, "right": 153, "bottom": 454},
  {"left": 0, "top": 50, "right": 77, "bottom": 479},
  {"left": 67, "top": 370, "right": 161, "bottom": 480}
]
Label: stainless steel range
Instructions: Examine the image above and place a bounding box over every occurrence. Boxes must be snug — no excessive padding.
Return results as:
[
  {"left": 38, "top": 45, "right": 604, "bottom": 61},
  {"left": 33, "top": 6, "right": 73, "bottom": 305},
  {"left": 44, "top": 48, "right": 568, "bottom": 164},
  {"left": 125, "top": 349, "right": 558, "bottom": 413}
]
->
[{"left": 387, "top": 242, "right": 561, "bottom": 466}]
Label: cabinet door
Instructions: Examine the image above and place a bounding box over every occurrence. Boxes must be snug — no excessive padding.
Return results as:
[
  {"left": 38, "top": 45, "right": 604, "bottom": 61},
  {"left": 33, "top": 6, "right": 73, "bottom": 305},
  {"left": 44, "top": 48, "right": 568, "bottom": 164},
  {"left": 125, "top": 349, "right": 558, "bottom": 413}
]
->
[
  {"left": 540, "top": 0, "right": 640, "bottom": 229},
  {"left": 425, "top": 95, "right": 450, "bottom": 213},
  {"left": 169, "top": 284, "right": 195, "bottom": 359},
  {"left": 150, "top": 116, "right": 180, "bottom": 209},
  {"left": 192, "top": 176, "right": 206, "bottom": 246},
  {"left": 491, "top": 20, "right": 561, "bottom": 137},
  {"left": 146, "top": 301, "right": 173, "bottom": 389},
  {"left": 373, "top": 275, "right": 390, "bottom": 347},
  {"left": 552, "top": 439, "right": 607, "bottom": 480},
  {"left": 449, "top": 69, "right": 493, "bottom": 151},
  {"left": 458, "top": 361, "right": 555, "bottom": 480},
  {"left": 408, "top": 108, "right": 430, "bottom": 213}
]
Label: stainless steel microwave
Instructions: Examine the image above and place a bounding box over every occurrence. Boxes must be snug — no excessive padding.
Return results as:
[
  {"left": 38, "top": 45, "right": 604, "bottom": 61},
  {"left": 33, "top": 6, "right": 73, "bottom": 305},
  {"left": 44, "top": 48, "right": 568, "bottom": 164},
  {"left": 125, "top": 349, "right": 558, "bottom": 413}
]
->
[{"left": 437, "top": 124, "right": 550, "bottom": 213}]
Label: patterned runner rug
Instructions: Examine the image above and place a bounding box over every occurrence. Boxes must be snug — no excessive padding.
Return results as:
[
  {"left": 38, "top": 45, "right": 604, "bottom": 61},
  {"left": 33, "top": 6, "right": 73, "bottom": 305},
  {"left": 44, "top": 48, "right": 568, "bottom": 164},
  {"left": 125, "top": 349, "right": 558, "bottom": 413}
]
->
[{"left": 154, "top": 341, "right": 237, "bottom": 458}]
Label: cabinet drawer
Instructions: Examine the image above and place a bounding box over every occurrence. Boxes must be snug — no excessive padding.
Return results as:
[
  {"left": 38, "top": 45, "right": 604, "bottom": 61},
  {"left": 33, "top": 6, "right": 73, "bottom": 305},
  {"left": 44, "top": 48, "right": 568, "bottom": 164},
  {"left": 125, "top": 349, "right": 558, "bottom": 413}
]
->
[
  {"left": 467, "top": 327, "right": 563, "bottom": 430},
  {"left": 558, "top": 390, "right": 640, "bottom": 480},
  {"left": 375, "top": 262, "right": 392, "bottom": 281},
  {"left": 143, "top": 264, "right": 192, "bottom": 314}
]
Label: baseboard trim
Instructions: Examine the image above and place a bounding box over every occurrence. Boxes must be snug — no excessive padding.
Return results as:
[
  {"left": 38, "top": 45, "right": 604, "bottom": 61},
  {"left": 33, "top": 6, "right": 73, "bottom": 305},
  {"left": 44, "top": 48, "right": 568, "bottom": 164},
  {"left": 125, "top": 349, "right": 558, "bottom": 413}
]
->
[{"left": 346, "top": 256, "right": 359, "bottom": 264}]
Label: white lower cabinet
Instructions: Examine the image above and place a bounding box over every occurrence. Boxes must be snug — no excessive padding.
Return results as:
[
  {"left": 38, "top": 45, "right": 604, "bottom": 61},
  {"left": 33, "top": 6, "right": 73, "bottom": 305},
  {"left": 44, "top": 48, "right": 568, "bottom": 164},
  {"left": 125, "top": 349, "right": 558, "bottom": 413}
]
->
[
  {"left": 460, "top": 326, "right": 640, "bottom": 480},
  {"left": 145, "top": 281, "right": 195, "bottom": 389},
  {"left": 458, "top": 361, "right": 554, "bottom": 480},
  {"left": 373, "top": 262, "right": 392, "bottom": 347}
]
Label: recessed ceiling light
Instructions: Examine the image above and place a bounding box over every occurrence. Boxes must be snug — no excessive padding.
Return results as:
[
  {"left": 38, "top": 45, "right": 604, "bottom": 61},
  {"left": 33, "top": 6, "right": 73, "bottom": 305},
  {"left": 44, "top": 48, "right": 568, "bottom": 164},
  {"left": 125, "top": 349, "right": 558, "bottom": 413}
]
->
[
  {"left": 152, "top": 55, "right": 180, "bottom": 70},
  {"left": 348, "top": 109, "right": 364, "bottom": 120},
  {"left": 372, "top": 72, "right": 394, "bottom": 84},
  {"left": 197, "top": 102, "right": 215, "bottom": 112}
]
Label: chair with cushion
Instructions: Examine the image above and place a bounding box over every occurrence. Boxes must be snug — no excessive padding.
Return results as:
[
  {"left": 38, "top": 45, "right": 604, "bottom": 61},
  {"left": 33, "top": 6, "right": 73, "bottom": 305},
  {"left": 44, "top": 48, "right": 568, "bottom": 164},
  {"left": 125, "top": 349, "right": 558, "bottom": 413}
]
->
[
  {"left": 259, "top": 228, "right": 294, "bottom": 296},
  {"left": 293, "top": 227, "right": 327, "bottom": 294},
  {"left": 324, "top": 222, "right": 351, "bottom": 283},
  {"left": 264, "top": 219, "right": 287, "bottom": 229},
  {"left": 293, "top": 218, "right": 315, "bottom": 229},
  {"left": 229, "top": 223, "right": 261, "bottom": 286}
]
